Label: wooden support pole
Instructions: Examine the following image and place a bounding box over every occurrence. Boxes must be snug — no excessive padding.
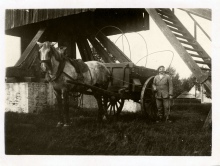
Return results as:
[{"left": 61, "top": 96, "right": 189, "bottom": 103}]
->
[
  {"left": 77, "top": 37, "right": 94, "bottom": 62},
  {"left": 76, "top": 39, "right": 87, "bottom": 61},
  {"left": 58, "top": 31, "right": 77, "bottom": 59},
  {"left": 80, "top": 38, "right": 94, "bottom": 61},
  {"left": 88, "top": 36, "right": 115, "bottom": 63},
  {"left": 96, "top": 32, "right": 131, "bottom": 63},
  {"left": 15, "top": 27, "right": 46, "bottom": 67},
  {"left": 178, "top": 8, "right": 211, "bottom": 21},
  {"left": 194, "top": 22, "right": 197, "bottom": 40},
  {"left": 70, "top": 40, "right": 76, "bottom": 59},
  {"left": 146, "top": 9, "right": 208, "bottom": 83},
  {"left": 187, "top": 13, "right": 211, "bottom": 41}
]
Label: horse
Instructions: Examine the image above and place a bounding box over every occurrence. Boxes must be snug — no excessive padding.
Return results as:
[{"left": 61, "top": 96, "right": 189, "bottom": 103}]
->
[{"left": 36, "top": 41, "right": 110, "bottom": 127}]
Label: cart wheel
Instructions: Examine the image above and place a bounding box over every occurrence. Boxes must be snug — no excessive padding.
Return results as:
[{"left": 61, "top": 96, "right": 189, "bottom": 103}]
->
[
  {"left": 103, "top": 96, "right": 125, "bottom": 116},
  {"left": 140, "top": 76, "right": 157, "bottom": 120}
]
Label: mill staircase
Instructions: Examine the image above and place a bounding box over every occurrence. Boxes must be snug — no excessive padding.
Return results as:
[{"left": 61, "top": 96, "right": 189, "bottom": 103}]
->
[{"left": 146, "top": 8, "right": 211, "bottom": 94}]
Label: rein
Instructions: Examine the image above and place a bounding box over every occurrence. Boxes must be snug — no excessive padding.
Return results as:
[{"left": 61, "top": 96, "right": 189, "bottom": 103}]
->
[{"left": 42, "top": 46, "right": 66, "bottom": 82}]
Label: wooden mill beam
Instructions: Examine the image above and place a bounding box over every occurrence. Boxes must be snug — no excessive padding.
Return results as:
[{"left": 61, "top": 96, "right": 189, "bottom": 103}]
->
[
  {"left": 145, "top": 9, "right": 209, "bottom": 84},
  {"left": 76, "top": 39, "right": 88, "bottom": 62},
  {"left": 88, "top": 36, "right": 115, "bottom": 63},
  {"left": 96, "top": 32, "right": 131, "bottom": 63},
  {"left": 15, "top": 27, "right": 46, "bottom": 67},
  {"left": 80, "top": 38, "right": 94, "bottom": 61},
  {"left": 178, "top": 8, "right": 211, "bottom": 21}
]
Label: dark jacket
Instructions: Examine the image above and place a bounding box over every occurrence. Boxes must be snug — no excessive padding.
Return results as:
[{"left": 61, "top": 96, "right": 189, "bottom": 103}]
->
[{"left": 153, "top": 74, "right": 173, "bottom": 99}]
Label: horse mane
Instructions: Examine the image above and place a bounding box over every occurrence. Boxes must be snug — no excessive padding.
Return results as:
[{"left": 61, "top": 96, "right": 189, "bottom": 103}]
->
[{"left": 50, "top": 45, "right": 64, "bottom": 61}]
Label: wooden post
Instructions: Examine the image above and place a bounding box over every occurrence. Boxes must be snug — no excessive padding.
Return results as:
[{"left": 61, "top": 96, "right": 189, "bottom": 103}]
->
[
  {"left": 145, "top": 9, "right": 208, "bottom": 83},
  {"left": 178, "top": 8, "right": 211, "bottom": 21},
  {"left": 88, "top": 36, "right": 115, "bottom": 63},
  {"left": 58, "top": 31, "right": 77, "bottom": 59},
  {"left": 69, "top": 36, "right": 76, "bottom": 59},
  {"left": 96, "top": 32, "right": 131, "bottom": 62},
  {"left": 194, "top": 22, "right": 197, "bottom": 40},
  {"left": 76, "top": 38, "right": 90, "bottom": 61},
  {"left": 80, "top": 37, "right": 94, "bottom": 61},
  {"left": 15, "top": 27, "right": 46, "bottom": 67}
]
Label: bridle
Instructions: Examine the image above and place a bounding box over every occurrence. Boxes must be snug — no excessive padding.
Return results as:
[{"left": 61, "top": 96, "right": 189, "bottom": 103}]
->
[
  {"left": 38, "top": 46, "right": 53, "bottom": 71},
  {"left": 38, "top": 43, "right": 66, "bottom": 82}
]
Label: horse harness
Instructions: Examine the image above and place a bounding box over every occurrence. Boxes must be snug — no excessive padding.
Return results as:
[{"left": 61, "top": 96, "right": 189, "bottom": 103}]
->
[{"left": 44, "top": 58, "right": 93, "bottom": 86}]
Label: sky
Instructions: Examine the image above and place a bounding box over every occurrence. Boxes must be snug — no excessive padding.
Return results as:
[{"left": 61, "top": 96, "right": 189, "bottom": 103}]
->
[{"left": 4, "top": 9, "right": 211, "bottom": 79}]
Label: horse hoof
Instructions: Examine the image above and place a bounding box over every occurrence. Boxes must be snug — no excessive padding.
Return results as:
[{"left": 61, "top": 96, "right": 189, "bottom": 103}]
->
[{"left": 56, "top": 122, "right": 64, "bottom": 127}]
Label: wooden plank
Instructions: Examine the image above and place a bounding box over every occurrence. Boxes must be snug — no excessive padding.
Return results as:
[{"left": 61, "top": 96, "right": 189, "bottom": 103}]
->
[
  {"left": 70, "top": 38, "right": 76, "bottom": 59},
  {"left": 200, "top": 67, "right": 211, "bottom": 71},
  {"left": 88, "top": 37, "right": 115, "bottom": 63},
  {"left": 76, "top": 40, "right": 87, "bottom": 61},
  {"left": 6, "top": 67, "right": 35, "bottom": 77},
  {"left": 164, "top": 21, "right": 182, "bottom": 29},
  {"left": 178, "top": 40, "right": 197, "bottom": 46},
  {"left": 21, "top": 45, "right": 39, "bottom": 69},
  {"left": 168, "top": 26, "right": 186, "bottom": 34},
  {"left": 58, "top": 32, "right": 77, "bottom": 59},
  {"left": 183, "top": 47, "right": 202, "bottom": 52},
  {"left": 156, "top": 9, "right": 175, "bottom": 18},
  {"left": 187, "top": 13, "right": 211, "bottom": 41},
  {"left": 80, "top": 38, "right": 94, "bottom": 61},
  {"left": 15, "top": 27, "right": 46, "bottom": 67},
  {"left": 96, "top": 33, "right": 131, "bottom": 63},
  {"left": 146, "top": 8, "right": 209, "bottom": 83},
  {"left": 189, "top": 53, "right": 206, "bottom": 59},
  {"left": 194, "top": 60, "right": 211, "bottom": 65},
  {"left": 178, "top": 8, "right": 211, "bottom": 21},
  {"left": 158, "top": 8, "right": 212, "bottom": 69},
  {"left": 159, "top": 15, "right": 178, "bottom": 23},
  {"left": 174, "top": 34, "right": 193, "bottom": 41}
]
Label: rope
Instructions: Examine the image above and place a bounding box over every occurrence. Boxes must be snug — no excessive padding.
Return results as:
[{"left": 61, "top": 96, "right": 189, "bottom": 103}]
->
[
  {"left": 135, "top": 50, "right": 175, "bottom": 71},
  {"left": 94, "top": 25, "right": 132, "bottom": 60}
]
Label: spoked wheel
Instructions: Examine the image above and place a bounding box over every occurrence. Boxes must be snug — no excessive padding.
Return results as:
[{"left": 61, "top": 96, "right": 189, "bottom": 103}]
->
[
  {"left": 140, "top": 76, "right": 157, "bottom": 120},
  {"left": 102, "top": 96, "right": 125, "bottom": 116}
]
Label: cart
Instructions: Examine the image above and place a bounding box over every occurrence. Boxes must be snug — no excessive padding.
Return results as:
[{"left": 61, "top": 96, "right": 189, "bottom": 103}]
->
[
  {"left": 104, "top": 62, "right": 157, "bottom": 119},
  {"left": 67, "top": 62, "right": 158, "bottom": 120}
]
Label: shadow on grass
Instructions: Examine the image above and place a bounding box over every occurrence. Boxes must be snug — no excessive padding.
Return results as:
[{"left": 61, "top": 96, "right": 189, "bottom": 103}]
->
[{"left": 5, "top": 103, "right": 211, "bottom": 155}]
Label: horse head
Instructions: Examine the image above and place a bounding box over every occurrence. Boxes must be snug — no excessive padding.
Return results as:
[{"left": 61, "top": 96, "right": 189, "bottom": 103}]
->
[{"left": 37, "top": 41, "right": 64, "bottom": 73}]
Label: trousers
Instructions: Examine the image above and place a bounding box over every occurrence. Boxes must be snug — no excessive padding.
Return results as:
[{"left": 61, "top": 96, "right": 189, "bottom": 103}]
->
[{"left": 156, "top": 98, "right": 170, "bottom": 118}]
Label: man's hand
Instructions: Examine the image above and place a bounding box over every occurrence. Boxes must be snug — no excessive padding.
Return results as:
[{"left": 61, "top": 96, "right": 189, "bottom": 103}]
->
[
  {"left": 152, "top": 85, "right": 157, "bottom": 92},
  {"left": 169, "top": 95, "right": 173, "bottom": 99}
]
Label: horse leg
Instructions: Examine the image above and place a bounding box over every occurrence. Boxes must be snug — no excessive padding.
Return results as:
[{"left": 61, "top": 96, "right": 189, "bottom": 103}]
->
[
  {"left": 54, "top": 90, "right": 64, "bottom": 127},
  {"left": 94, "top": 93, "right": 105, "bottom": 122},
  {"left": 62, "top": 91, "right": 70, "bottom": 127},
  {"left": 102, "top": 95, "right": 108, "bottom": 120}
]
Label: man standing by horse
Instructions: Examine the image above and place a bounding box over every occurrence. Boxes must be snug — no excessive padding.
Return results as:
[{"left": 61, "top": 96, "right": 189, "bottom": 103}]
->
[{"left": 152, "top": 65, "right": 173, "bottom": 123}]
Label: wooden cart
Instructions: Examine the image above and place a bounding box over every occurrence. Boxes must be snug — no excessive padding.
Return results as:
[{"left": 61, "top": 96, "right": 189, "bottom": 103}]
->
[{"left": 104, "top": 62, "right": 157, "bottom": 119}]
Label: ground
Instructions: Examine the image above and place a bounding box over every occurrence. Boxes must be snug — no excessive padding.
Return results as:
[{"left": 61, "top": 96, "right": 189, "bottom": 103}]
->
[{"left": 5, "top": 104, "right": 211, "bottom": 155}]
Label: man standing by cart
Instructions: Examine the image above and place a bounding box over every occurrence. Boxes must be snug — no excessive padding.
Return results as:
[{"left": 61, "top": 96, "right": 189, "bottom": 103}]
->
[{"left": 153, "top": 65, "right": 173, "bottom": 123}]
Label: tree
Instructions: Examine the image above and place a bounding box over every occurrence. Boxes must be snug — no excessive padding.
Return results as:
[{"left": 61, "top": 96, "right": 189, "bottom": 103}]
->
[
  {"left": 181, "top": 74, "right": 199, "bottom": 92},
  {"left": 166, "top": 67, "right": 183, "bottom": 98}
]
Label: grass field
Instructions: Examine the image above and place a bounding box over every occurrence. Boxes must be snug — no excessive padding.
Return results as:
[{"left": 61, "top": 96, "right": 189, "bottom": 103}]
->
[{"left": 5, "top": 104, "right": 211, "bottom": 155}]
